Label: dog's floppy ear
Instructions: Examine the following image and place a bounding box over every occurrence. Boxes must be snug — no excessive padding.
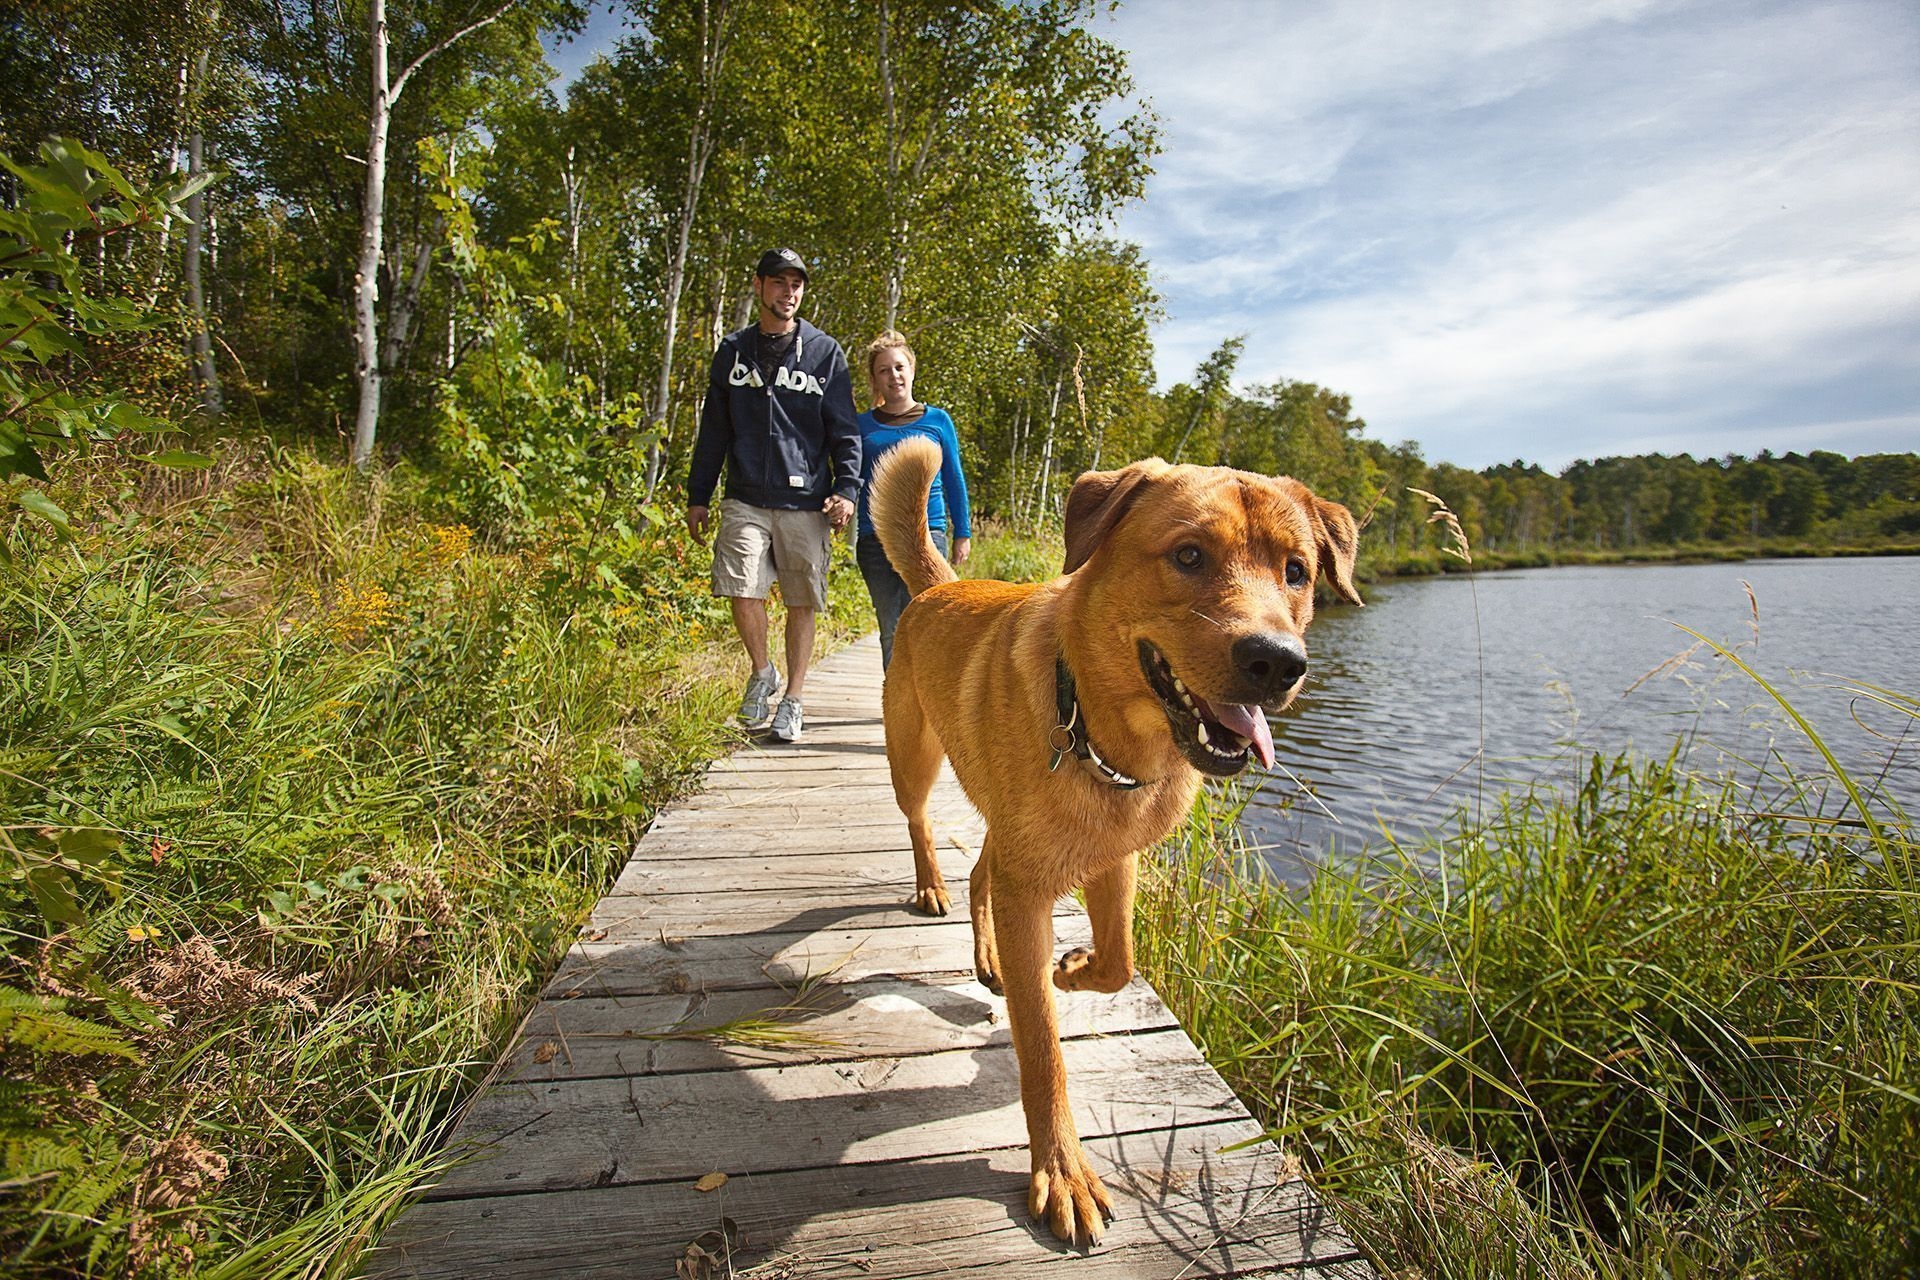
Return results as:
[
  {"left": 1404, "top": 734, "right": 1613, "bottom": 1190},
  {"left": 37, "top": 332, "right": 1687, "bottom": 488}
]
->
[
  {"left": 1063, "top": 459, "right": 1167, "bottom": 574},
  {"left": 1311, "top": 495, "right": 1364, "bottom": 605}
]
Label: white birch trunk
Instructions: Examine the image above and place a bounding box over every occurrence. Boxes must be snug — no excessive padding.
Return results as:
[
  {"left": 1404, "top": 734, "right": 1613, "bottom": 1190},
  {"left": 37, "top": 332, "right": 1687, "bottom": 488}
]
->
[
  {"left": 561, "top": 143, "right": 580, "bottom": 373},
  {"left": 350, "top": 0, "right": 392, "bottom": 468},
  {"left": 185, "top": 47, "right": 221, "bottom": 417},
  {"left": 1031, "top": 372, "right": 1063, "bottom": 525},
  {"left": 645, "top": 0, "right": 731, "bottom": 502},
  {"left": 148, "top": 61, "right": 188, "bottom": 304},
  {"left": 382, "top": 222, "right": 439, "bottom": 377},
  {"left": 351, "top": 0, "right": 520, "bottom": 468}
]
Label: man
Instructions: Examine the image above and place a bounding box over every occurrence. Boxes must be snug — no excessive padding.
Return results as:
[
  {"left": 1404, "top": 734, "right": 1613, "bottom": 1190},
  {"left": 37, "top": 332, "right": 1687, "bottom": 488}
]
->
[{"left": 687, "top": 247, "right": 860, "bottom": 744}]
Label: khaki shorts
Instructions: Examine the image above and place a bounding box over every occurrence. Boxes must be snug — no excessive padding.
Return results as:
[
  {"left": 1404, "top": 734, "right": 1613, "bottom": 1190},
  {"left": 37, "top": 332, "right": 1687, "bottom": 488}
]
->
[{"left": 711, "top": 498, "right": 832, "bottom": 610}]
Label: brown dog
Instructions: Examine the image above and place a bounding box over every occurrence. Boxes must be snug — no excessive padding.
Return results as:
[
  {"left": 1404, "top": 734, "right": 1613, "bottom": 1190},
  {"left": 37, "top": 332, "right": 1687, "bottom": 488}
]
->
[{"left": 871, "top": 437, "right": 1362, "bottom": 1246}]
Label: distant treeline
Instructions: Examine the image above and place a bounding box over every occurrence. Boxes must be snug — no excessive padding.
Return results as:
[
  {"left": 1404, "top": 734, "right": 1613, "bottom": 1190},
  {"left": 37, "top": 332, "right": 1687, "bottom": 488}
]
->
[{"left": 1152, "top": 355, "right": 1920, "bottom": 564}]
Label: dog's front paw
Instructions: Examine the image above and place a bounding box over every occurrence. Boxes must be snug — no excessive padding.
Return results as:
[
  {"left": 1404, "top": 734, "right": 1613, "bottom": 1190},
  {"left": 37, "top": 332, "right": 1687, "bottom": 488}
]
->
[
  {"left": 1052, "top": 946, "right": 1094, "bottom": 990},
  {"left": 908, "top": 885, "right": 951, "bottom": 916},
  {"left": 1030, "top": 1144, "right": 1115, "bottom": 1247},
  {"left": 1053, "top": 946, "right": 1130, "bottom": 993}
]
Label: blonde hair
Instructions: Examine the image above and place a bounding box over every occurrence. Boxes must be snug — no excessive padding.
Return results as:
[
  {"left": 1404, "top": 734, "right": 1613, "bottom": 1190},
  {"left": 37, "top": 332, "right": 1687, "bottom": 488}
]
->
[{"left": 865, "top": 329, "right": 917, "bottom": 378}]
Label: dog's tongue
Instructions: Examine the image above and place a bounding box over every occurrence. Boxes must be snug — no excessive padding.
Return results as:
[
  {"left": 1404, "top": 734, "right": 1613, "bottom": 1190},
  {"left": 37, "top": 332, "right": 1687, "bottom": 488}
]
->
[{"left": 1201, "top": 700, "right": 1276, "bottom": 770}]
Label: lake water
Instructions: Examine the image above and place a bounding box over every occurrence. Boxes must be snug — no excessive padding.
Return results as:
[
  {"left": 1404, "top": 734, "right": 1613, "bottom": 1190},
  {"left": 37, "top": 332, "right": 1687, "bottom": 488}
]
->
[{"left": 1244, "top": 556, "right": 1920, "bottom": 879}]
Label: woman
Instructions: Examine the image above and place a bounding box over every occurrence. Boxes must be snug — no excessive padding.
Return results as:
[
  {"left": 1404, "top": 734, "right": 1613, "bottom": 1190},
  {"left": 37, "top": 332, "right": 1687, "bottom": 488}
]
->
[{"left": 855, "top": 330, "right": 971, "bottom": 669}]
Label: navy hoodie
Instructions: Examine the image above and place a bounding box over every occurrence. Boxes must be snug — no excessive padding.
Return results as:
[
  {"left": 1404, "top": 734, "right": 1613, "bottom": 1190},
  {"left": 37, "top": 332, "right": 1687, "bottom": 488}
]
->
[{"left": 688, "top": 318, "right": 862, "bottom": 511}]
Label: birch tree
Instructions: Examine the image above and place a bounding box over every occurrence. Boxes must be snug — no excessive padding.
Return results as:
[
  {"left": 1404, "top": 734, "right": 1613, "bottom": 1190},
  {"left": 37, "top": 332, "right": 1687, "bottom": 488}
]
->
[
  {"left": 350, "top": 0, "right": 533, "bottom": 467},
  {"left": 185, "top": 38, "right": 223, "bottom": 416},
  {"left": 634, "top": 0, "right": 736, "bottom": 498}
]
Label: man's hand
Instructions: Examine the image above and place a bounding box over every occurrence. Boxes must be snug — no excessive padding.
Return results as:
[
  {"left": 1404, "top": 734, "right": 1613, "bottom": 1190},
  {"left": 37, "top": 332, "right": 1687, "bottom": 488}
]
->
[
  {"left": 687, "top": 505, "right": 710, "bottom": 541},
  {"left": 952, "top": 536, "right": 971, "bottom": 566},
  {"left": 823, "top": 494, "right": 854, "bottom": 531}
]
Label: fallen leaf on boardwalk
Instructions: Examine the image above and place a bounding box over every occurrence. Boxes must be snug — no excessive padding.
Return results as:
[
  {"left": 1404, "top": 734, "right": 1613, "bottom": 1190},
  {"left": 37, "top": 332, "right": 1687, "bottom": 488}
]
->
[
  {"left": 676, "top": 1221, "right": 742, "bottom": 1279},
  {"left": 675, "top": 1243, "right": 714, "bottom": 1280},
  {"left": 579, "top": 927, "right": 608, "bottom": 942},
  {"left": 694, "top": 1171, "right": 728, "bottom": 1192},
  {"left": 532, "top": 1041, "right": 559, "bottom": 1064}
]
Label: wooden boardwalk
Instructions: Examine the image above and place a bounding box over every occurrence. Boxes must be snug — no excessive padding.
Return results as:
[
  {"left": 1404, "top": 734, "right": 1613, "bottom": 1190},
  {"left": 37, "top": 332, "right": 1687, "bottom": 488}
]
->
[{"left": 372, "top": 636, "right": 1375, "bottom": 1279}]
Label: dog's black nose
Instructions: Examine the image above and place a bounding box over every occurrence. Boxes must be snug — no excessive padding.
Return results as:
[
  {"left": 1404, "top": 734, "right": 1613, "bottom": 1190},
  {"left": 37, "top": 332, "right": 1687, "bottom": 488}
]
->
[{"left": 1232, "top": 632, "right": 1307, "bottom": 697}]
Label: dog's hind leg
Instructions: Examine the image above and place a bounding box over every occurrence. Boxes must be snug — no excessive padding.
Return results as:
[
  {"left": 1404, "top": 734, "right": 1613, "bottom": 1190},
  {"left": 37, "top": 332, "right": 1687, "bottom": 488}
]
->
[
  {"left": 969, "top": 834, "right": 1002, "bottom": 993},
  {"left": 883, "top": 672, "right": 951, "bottom": 916},
  {"left": 1053, "top": 854, "right": 1137, "bottom": 994}
]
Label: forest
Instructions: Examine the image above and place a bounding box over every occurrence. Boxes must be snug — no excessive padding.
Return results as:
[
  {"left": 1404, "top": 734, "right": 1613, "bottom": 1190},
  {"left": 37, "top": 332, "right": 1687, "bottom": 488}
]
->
[{"left": 3, "top": 3, "right": 1916, "bottom": 1278}]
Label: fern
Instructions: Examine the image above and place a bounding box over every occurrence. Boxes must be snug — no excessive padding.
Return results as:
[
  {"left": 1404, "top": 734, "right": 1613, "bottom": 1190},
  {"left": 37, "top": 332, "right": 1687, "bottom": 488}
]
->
[
  {"left": 0, "top": 1136, "right": 83, "bottom": 1191},
  {"left": 0, "top": 986, "right": 142, "bottom": 1062},
  {"left": 39, "top": 1141, "right": 129, "bottom": 1221}
]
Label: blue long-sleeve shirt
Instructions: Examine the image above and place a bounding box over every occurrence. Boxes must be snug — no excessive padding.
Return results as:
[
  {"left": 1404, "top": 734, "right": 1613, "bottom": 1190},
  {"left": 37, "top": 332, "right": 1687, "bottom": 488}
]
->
[{"left": 854, "top": 405, "right": 971, "bottom": 540}]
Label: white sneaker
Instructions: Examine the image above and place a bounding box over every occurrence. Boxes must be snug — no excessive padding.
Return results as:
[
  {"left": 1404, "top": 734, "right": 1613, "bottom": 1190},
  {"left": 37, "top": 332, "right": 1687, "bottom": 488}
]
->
[
  {"left": 768, "top": 696, "right": 804, "bottom": 743},
  {"left": 738, "top": 664, "right": 780, "bottom": 726}
]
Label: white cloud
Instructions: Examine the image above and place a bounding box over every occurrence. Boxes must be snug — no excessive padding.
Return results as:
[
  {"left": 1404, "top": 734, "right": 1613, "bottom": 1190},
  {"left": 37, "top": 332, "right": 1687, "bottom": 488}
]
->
[{"left": 1103, "top": 0, "right": 1920, "bottom": 467}]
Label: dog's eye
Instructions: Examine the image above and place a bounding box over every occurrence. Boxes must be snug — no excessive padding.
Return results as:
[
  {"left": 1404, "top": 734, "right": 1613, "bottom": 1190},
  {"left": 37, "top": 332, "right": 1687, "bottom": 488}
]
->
[
  {"left": 1173, "top": 545, "right": 1204, "bottom": 571},
  {"left": 1285, "top": 559, "right": 1308, "bottom": 587}
]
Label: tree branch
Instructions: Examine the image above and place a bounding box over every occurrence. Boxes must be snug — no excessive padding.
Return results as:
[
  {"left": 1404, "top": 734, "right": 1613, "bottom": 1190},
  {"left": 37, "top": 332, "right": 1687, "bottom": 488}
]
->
[{"left": 391, "top": 0, "right": 520, "bottom": 101}]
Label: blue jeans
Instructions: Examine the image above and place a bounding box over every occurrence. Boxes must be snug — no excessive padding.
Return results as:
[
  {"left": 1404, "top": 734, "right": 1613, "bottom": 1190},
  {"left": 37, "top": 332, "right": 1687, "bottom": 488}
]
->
[{"left": 858, "top": 527, "right": 947, "bottom": 669}]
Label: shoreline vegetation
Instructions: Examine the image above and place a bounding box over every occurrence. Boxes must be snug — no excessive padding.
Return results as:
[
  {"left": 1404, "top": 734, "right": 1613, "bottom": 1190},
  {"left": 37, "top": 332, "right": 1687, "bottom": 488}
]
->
[{"left": 1369, "top": 539, "right": 1920, "bottom": 579}]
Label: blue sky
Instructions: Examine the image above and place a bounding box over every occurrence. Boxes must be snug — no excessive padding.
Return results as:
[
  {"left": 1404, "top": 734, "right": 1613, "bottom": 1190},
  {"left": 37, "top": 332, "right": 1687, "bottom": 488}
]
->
[{"left": 546, "top": 0, "right": 1920, "bottom": 471}]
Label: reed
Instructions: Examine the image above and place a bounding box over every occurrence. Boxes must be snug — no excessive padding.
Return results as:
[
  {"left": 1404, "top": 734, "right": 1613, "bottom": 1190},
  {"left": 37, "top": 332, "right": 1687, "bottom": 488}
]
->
[{"left": 1136, "top": 719, "right": 1918, "bottom": 1278}]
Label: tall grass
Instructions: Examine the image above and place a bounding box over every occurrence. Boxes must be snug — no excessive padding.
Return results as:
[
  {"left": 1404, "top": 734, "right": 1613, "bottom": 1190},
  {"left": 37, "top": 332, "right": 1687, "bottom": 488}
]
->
[
  {"left": 0, "top": 448, "right": 870, "bottom": 1276},
  {"left": 1137, "top": 680, "right": 1918, "bottom": 1277}
]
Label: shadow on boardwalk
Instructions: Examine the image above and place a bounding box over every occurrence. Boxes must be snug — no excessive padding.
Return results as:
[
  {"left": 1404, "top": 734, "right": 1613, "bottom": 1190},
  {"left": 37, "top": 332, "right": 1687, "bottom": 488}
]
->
[{"left": 369, "top": 640, "right": 1372, "bottom": 1279}]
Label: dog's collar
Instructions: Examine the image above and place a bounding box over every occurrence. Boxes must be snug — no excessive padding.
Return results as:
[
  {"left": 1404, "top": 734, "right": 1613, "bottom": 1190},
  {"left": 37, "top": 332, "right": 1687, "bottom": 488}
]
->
[{"left": 1049, "top": 658, "right": 1143, "bottom": 789}]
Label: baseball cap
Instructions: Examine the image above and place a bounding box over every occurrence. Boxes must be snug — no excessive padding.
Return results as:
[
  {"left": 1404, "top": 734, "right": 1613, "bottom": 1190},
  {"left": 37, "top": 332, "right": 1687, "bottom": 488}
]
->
[{"left": 754, "top": 247, "right": 809, "bottom": 280}]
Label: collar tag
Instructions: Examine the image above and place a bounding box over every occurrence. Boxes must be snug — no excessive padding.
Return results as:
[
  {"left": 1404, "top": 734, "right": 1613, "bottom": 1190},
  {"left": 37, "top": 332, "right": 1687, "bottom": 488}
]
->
[
  {"left": 1052, "top": 657, "right": 1145, "bottom": 790},
  {"left": 1047, "top": 722, "right": 1075, "bottom": 773}
]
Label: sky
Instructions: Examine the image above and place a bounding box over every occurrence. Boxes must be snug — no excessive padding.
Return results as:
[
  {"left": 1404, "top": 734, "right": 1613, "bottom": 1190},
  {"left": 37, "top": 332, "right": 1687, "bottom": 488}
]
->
[{"left": 546, "top": 0, "right": 1920, "bottom": 471}]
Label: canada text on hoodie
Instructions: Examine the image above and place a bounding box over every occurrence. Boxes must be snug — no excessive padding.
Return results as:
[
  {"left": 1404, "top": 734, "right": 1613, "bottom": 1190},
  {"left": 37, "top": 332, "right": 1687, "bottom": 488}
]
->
[{"left": 688, "top": 318, "right": 861, "bottom": 511}]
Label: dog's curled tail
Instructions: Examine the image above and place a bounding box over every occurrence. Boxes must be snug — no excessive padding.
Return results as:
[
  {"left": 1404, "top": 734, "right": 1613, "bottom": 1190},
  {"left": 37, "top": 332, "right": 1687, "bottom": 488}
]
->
[{"left": 870, "top": 435, "right": 958, "bottom": 598}]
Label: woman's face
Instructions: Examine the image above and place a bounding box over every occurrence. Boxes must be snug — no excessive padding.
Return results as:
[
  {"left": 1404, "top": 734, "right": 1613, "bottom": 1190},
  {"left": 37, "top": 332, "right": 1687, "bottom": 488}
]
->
[{"left": 872, "top": 348, "right": 915, "bottom": 407}]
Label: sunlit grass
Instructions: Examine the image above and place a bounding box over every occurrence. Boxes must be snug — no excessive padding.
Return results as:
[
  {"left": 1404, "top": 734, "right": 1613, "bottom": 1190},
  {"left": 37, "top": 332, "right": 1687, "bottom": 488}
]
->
[
  {"left": 1137, "top": 709, "right": 1919, "bottom": 1278},
  {"left": 0, "top": 449, "right": 873, "bottom": 1275}
]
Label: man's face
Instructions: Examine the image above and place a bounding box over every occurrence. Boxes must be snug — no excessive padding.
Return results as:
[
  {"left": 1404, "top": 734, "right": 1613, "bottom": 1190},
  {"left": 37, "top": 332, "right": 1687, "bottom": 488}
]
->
[{"left": 753, "top": 269, "right": 805, "bottom": 326}]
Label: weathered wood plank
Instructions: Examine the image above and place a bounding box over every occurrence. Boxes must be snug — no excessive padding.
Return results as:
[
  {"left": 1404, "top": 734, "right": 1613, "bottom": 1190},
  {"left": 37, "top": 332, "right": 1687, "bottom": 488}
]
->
[
  {"left": 670, "top": 782, "right": 957, "bottom": 814},
  {"left": 686, "top": 763, "right": 901, "bottom": 788},
  {"left": 370, "top": 1119, "right": 1367, "bottom": 1280},
  {"left": 506, "top": 976, "right": 1178, "bottom": 1081},
  {"left": 581, "top": 882, "right": 1037, "bottom": 938},
  {"left": 627, "top": 817, "right": 982, "bottom": 860},
  {"left": 426, "top": 1028, "right": 1248, "bottom": 1199},
  {"left": 581, "top": 883, "right": 1088, "bottom": 942},
  {"left": 644, "top": 793, "right": 976, "bottom": 833},
  {"left": 707, "top": 751, "right": 903, "bottom": 774},
  {"left": 550, "top": 914, "right": 1094, "bottom": 998},
  {"left": 611, "top": 850, "right": 938, "bottom": 895}
]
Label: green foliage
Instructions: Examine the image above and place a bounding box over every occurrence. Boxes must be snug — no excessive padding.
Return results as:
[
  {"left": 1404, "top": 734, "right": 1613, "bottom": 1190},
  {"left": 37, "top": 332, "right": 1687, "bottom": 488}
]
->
[
  {"left": 0, "top": 447, "right": 757, "bottom": 1275},
  {"left": 1, "top": 139, "right": 211, "bottom": 535},
  {"left": 426, "top": 140, "right": 657, "bottom": 536},
  {"left": 1149, "top": 352, "right": 1920, "bottom": 573},
  {"left": 0, "top": 986, "right": 141, "bottom": 1062}
]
